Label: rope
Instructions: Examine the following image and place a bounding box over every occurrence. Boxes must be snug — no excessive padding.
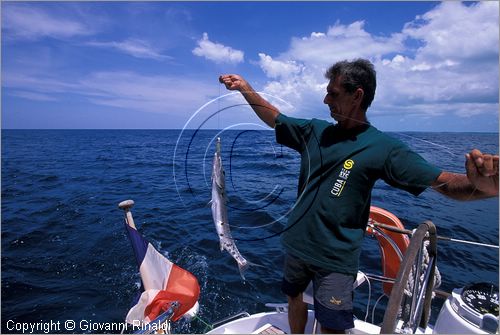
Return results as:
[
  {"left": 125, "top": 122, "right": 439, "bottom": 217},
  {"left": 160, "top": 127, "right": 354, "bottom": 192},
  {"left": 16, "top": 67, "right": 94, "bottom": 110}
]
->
[
  {"left": 193, "top": 315, "right": 214, "bottom": 332},
  {"left": 372, "top": 294, "right": 387, "bottom": 324},
  {"left": 368, "top": 220, "right": 442, "bottom": 325},
  {"left": 362, "top": 272, "right": 372, "bottom": 322},
  {"left": 404, "top": 238, "right": 442, "bottom": 298},
  {"left": 400, "top": 233, "right": 441, "bottom": 325}
]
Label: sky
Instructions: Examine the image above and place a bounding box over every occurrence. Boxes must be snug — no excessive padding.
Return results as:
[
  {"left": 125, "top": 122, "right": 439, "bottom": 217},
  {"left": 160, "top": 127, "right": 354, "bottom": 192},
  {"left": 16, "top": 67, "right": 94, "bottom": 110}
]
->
[{"left": 1, "top": 1, "right": 499, "bottom": 131}]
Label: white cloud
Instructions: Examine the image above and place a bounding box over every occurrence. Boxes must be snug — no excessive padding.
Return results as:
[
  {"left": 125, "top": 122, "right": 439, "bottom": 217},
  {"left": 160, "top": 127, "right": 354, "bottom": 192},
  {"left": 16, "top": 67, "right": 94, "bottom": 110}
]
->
[
  {"left": 3, "top": 69, "right": 216, "bottom": 115},
  {"left": 310, "top": 32, "right": 325, "bottom": 38},
  {"left": 3, "top": 72, "right": 80, "bottom": 94},
  {"left": 285, "top": 20, "right": 405, "bottom": 68},
  {"left": 9, "top": 90, "right": 58, "bottom": 102},
  {"left": 2, "top": 4, "right": 94, "bottom": 40},
  {"left": 87, "top": 39, "right": 172, "bottom": 60},
  {"left": 261, "top": 72, "right": 325, "bottom": 117},
  {"left": 192, "top": 33, "right": 244, "bottom": 64},
  {"left": 255, "top": 20, "right": 405, "bottom": 117},
  {"left": 371, "top": 102, "right": 495, "bottom": 119},
  {"left": 3, "top": 2, "right": 498, "bottom": 130},
  {"left": 79, "top": 72, "right": 217, "bottom": 114},
  {"left": 403, "top": 2, "right": 499, "bottom": 62},
  {"left": 374, "top": 2, "right": 498, "bottom": 116},
  {"left": 257, "top": 2, "right": 498, "bottom": 122},
  {"left": 258, "top": 53, "right": 303, "bottom": 79}
]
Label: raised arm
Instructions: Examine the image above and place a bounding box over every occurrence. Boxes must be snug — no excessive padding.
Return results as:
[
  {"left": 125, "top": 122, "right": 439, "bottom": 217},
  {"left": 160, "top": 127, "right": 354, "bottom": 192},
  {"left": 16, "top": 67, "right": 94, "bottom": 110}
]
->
[
  {"left": 432, "top": 149, "right": 499, "bottom": 200},
  {"left": 219, "top": 74, "right": 280, "bottom": 128}
]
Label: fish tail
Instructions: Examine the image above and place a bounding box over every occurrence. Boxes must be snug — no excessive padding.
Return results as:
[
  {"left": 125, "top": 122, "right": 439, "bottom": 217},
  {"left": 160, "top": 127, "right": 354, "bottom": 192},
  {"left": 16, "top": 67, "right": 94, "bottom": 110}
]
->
[
  {"left": 237, "top": 260, "right": 265, "bottom": 281},
  {"left": 247, "top": 260, "right": 266, "bottom": 269},
  {"left": 238, "top": 261, "right": 250, "bottom": 281}
]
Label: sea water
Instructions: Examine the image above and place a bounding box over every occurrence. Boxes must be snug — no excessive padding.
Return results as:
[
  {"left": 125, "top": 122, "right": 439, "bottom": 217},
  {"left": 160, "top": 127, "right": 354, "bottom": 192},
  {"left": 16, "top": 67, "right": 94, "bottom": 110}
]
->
[{"left": 2, "top": 129, "right": 498, "bottom": 333}]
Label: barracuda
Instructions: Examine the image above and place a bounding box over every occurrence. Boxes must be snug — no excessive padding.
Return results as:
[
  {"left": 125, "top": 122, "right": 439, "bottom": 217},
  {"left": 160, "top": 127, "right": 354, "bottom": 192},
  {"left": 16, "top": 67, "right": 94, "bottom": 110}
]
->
[{"left": 211, "top": 138, "right": 250, "bottom": 280}]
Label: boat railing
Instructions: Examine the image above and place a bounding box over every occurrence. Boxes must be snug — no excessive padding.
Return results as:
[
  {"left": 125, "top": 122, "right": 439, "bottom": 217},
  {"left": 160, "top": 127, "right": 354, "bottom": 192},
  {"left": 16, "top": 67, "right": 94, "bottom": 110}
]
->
[{"left": 368, "top": 224, "right": 406, "bottom": 262}]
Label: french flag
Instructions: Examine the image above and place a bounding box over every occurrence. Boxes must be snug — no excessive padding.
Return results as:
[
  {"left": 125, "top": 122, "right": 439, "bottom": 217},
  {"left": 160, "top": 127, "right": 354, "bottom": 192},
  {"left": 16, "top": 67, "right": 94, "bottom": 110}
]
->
[{"left": 124, "top": 223, "right": 200, "bottom": 324}]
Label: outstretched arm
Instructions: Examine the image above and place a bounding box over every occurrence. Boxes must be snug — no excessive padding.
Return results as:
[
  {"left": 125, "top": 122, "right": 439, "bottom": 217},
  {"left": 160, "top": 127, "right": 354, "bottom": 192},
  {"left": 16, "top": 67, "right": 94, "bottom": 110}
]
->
[
  {"left": 219, "top": 74, "right": 280, "bottom": 128},
  {"left": 432, "top": 149, "right": 499, "bottom": 200}
]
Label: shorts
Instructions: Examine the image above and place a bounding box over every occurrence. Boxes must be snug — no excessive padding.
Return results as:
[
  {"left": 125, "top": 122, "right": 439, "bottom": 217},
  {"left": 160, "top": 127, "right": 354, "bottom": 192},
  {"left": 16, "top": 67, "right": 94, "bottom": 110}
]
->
[{"left": 281, "top": 253, "right": 355, "bottom": 330}]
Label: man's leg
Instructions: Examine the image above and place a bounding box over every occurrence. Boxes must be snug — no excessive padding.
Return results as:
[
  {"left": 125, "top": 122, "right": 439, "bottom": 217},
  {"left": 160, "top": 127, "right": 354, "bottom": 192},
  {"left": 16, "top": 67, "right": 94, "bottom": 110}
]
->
[
  {"left": 287, "top": 293, "right": 308, "bottom": 333},
  {"left": 313, "top": 272, "right": 355, "bottom": 334},
  {"left": 281, "top": 254, "right": 312, "bottom": 334}
]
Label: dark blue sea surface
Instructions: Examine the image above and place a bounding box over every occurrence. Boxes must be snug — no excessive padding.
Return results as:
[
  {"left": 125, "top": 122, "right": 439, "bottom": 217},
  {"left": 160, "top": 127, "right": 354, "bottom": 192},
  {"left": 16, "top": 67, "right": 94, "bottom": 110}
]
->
[{"left": 2, "top": 129, "right": 498, "bottom": 333}]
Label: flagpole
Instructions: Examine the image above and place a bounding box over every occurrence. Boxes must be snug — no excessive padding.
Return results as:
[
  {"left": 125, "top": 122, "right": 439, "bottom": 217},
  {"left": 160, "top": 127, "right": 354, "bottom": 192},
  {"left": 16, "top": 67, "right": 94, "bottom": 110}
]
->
[
  {"left": 119, "top": 199, "right": 137, "bottom": 229},
  {"left": 119, "top": 198, "right": 201, "bottom": 327},
  {"left": 135, "top": 301, "right": 180, "bottom": 334}
]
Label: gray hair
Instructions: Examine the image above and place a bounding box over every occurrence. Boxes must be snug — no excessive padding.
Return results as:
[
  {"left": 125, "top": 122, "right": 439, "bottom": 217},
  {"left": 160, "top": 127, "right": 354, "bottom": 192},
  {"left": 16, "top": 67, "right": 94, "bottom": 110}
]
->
[{"left": 325, "top": 59, "right": 377, "bottom": 111}]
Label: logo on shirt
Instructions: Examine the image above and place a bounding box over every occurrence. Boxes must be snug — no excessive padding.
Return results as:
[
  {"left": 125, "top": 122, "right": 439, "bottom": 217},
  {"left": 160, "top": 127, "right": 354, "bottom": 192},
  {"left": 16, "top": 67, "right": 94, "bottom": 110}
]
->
[
  {"left": 330, "top": 297, "right": 342, "bottom": 305},
  {"left": 343, "top": 159, "right": 354, "bottom": 170},
  {"left": 330, "top": 159, "right": 354, "bottom": 197}
]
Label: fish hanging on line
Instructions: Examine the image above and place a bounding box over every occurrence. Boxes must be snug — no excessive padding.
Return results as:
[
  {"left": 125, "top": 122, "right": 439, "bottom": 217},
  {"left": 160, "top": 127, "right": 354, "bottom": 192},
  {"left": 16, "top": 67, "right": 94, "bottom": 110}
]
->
[{"left": 210, "top": 137, "right": 259, "bottom": 280}]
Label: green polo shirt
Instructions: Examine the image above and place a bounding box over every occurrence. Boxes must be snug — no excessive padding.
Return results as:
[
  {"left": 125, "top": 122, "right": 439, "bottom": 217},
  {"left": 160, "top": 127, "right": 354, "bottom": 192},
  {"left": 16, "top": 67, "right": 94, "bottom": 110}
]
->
[{"left": 275, "top": 113, "right": 442, "bottom": 275}]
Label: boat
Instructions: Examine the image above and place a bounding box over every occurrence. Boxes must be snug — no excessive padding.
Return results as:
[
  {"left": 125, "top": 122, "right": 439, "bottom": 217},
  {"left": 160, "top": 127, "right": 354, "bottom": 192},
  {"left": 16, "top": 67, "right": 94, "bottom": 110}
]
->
[
  {"left": 204, "top": 207, "right": 499, "bottom": 334},
  {"left": 120, "top": 203, "right": 499, "bottom": 334}
]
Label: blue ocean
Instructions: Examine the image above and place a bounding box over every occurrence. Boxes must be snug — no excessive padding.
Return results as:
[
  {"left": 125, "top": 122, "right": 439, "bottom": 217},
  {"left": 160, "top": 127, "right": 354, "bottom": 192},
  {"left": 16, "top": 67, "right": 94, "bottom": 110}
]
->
[{"left": 2, "top": 129, "right": 498, "bottom": 333}]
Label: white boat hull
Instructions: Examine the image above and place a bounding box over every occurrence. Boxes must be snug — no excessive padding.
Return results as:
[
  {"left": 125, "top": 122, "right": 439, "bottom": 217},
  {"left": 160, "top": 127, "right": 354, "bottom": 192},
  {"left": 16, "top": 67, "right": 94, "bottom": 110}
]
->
[{"left": 207, "top": 310, "right": 386, "bottom": 334}]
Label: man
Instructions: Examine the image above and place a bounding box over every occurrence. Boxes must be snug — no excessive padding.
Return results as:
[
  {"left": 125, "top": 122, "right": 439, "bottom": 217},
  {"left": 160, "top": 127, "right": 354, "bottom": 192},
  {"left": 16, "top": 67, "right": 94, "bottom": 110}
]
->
[{"left": 219, "top": 59, "right": 498, "bottom": 333}]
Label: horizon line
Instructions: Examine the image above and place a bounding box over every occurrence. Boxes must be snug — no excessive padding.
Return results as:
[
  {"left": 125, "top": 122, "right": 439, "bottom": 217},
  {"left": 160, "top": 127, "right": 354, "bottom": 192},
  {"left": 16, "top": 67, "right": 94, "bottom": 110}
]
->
[{"left": 1, "top": 128, "right": 499, "bottom": 134}]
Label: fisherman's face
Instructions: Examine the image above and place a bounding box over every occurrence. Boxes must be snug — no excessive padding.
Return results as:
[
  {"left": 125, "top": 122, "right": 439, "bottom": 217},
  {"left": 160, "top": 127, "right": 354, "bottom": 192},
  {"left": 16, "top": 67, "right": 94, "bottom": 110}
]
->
[{"left": 323, "top": 77, "right": 356, "bottom": 122}]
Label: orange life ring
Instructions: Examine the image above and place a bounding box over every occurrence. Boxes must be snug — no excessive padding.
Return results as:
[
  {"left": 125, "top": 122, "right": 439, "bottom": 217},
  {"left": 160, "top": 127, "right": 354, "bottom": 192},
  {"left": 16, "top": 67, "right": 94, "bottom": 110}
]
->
[{"left": 367, "top": 206, "right": 410, "bottom": 296}]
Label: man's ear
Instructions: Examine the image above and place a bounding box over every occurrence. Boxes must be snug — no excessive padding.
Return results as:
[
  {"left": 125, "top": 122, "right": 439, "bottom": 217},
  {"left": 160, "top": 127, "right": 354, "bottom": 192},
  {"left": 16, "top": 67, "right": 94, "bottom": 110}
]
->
[{"left": 353, "top": 88, "right": 364, "bottom": 106}]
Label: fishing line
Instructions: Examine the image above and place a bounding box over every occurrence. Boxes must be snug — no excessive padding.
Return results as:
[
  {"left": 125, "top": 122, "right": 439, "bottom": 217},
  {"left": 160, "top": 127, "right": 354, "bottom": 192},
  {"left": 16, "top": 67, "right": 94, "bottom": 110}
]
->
[
  {"left": 395, "top": 132, "right": 458, "bottom": 158},
  {"left": 331, "top": 112, "right": 498, "bottom": 196},
  {"left": 227, "top": 129, "right": 284, "bottom": 212},
  {"left": 218, "top": 81, "right": 221, "bottom": 130},
  {"left": 228, "top": 118, "right": 417, "bottom": 240},
  {"left": 192, "top": 315, "right": 213, "bottom": 332},
  {"left": 232, "top": 130, "right": 321, "bottom": 241},
  {"left": 388, "top": 128, "right": 498, "bottom": 202},
  {"left": 184, "top": 104, "right": 255, "bottom": 202},
  {"left": 203, "top": 107, "right": 300, "bottom": 230},
  {"left": 229, "top": 110, "right": 497, "bottom": 241},
  {"left": 208, "top": 82, "right": 497, "bottom": 241}
]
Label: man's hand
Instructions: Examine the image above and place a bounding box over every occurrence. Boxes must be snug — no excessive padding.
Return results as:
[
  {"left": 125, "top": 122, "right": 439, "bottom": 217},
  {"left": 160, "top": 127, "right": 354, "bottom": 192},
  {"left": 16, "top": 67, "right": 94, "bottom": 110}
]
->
[
  {"left": 466, "top": 149, "right": 499, "bottom": 196},
  {"left": 219, "top": 74, "right": 248, "bottom": 92},
  {"left": 218, "top": 74, "right": 279, "bottom": 128}
]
